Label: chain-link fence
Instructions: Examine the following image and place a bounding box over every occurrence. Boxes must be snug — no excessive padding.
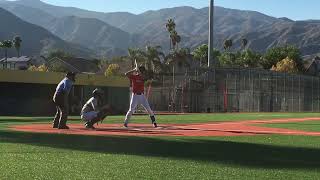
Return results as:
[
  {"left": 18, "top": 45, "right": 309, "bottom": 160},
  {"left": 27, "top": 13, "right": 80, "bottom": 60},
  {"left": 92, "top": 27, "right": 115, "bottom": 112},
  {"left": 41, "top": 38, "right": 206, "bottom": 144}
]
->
[{"left": 147, "top": 68, "right": 320, "bottom": 113}]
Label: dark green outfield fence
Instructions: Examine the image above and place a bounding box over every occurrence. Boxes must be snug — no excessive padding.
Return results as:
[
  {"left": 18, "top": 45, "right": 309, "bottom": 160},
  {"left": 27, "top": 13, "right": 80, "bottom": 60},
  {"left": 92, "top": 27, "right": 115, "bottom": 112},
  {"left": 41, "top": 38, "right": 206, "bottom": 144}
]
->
[
  {"left": 0, "top": 82, "right": 129, "bottom": 116},
  {"left": 0, "top": 70, "right": 129, "bottom": 116}
]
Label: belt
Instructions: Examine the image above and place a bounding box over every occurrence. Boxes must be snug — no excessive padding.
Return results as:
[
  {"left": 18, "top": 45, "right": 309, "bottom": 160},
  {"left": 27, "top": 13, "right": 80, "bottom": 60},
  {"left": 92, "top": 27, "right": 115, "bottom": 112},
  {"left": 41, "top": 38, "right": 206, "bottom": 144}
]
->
[{"left": 134, "top": 93, "right": 143, "bottom": 95}]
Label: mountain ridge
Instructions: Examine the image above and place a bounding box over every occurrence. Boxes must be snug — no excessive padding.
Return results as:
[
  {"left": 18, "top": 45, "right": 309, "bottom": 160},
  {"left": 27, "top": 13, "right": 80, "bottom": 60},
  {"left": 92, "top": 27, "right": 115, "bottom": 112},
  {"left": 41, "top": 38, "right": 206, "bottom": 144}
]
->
[
  {"left": 0, "top": 7, "right": 95, "bottom": 58},
  {"left": 0, "top": 0, "right": 319, "bottom": 57}
]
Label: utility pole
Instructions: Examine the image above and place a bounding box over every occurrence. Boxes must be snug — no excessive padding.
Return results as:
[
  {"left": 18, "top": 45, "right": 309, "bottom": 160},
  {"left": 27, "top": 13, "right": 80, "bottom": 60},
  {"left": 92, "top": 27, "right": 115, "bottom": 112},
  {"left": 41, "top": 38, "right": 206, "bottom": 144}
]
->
[{"left": 208, "top": 0, "right": 214, "bottom": 67}]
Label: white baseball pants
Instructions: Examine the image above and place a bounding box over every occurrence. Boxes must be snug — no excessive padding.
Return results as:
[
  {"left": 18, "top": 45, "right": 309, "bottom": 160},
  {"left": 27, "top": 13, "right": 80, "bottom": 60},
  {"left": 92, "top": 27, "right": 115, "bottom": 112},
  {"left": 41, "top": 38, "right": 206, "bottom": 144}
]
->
[{"left": 125, "top": 93, "right": 155, "bottom": 124}]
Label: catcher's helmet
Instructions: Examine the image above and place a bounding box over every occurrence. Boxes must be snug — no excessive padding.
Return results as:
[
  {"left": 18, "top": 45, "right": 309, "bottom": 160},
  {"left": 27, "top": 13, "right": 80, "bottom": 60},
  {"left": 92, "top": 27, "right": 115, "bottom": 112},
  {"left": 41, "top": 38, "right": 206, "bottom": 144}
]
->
[{"left": 92, "top": 88, "right": 104, "bottom": 96}]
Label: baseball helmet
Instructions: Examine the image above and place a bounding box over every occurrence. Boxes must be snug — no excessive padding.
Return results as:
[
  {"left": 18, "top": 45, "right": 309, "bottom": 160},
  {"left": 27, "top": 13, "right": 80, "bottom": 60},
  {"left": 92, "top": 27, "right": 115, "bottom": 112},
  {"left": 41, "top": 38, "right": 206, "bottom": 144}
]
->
[
  {"left": 66, "top": 72, "right": 76, "bottom": 81},
  {"left": 92, "top": 88, "right": 104, "bottom": 96}
]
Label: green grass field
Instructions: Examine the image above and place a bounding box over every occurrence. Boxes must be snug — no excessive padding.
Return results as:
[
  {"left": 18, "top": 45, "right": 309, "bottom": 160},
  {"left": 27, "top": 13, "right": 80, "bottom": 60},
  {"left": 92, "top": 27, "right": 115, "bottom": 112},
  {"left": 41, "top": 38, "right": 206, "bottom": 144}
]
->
[
  {"left": 261, "top": 120, "right": 320, "bottom": 132},
  {"left": 1, "top": 113, "right": 320, "bottom": 180}
]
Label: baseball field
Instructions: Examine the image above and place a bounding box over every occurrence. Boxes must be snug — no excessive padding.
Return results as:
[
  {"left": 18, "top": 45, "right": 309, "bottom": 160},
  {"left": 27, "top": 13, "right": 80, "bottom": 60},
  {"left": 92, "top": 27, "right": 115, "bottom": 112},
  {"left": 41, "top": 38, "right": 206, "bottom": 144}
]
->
[{"left": 1, "top": 113, "right": 320, "bottom": 180}]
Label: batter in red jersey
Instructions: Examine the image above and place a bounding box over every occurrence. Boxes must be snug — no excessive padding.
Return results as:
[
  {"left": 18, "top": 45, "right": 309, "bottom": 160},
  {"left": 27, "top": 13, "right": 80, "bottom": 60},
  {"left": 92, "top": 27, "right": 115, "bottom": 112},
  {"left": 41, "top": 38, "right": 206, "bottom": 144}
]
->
[{"left": 124, "top": 65, "right": 157, "bottom": 128}]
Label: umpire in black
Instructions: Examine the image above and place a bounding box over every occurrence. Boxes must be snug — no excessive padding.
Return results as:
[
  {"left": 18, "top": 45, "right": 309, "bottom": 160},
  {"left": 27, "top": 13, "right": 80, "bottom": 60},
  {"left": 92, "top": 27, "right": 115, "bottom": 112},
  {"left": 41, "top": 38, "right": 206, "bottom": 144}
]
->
[{"left": 52, "top": 72, "right": 76, "bottom": 129}]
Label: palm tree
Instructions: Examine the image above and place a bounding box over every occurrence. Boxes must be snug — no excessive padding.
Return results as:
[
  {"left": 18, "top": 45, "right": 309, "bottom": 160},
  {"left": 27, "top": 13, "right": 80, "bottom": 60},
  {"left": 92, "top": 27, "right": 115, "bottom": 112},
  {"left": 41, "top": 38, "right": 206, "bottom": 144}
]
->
[
  {"left": 165, "top": 48, "right": 191, "bottom": 80},
  {"left": 166, "top": 19, "right": 176, "bottom": 50},
  {"left": 13, "top": 36, "right": 22, "bottom": 57},
  {"left": 166, "top": 48, "right": 191, "bottom": 84},
  {"left": 174, "top": 31, "right": 181, "bottom": 49},
  {"left": 142, "top": 46, "right": 165, "bottom": 74},
  {"left": 165, "top": 48, "right": 191, "bottom": 112},
  {"left": 2, "top": 40, "right": 13, "bottom": 69},
  {"left": 170, "top": 30, "right": 182, "bottom": 50},
  {"left": 128, "top": 48, "right": 144, "bottom": 68},
  {"left": 224, "top": 39, "right": 233, "bottom": 51},
  {"left": 192, "top": 44, "right": 208, "bottom": 67},
  {"left": 166, "top": 48, "right": 190, "bottom": 68},
  {"left": 137, "top": 46, "right": 166, "bottom": 101},
  {"left": 241, "top": 38, "right": 248, "bottom": 50}
]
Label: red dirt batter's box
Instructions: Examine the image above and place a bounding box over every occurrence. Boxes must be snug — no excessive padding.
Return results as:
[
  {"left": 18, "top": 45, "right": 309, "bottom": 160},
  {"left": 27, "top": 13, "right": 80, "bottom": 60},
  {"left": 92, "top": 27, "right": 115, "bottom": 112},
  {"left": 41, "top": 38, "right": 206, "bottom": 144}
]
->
[{"left": 11, "top": 118, "right": 320, "bottom": 137}]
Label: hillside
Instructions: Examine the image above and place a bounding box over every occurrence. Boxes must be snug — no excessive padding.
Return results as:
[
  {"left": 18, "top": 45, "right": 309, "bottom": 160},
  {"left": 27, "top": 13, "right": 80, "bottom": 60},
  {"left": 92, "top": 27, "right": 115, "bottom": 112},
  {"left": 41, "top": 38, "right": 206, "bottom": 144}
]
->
[
  {"left": 0, "top": 7, "right": 95, "bottom": 58},
  {"left": 1, "top": 0, "right": 320, "bottom": 56},
  {"left": 48, "top": 16, "right": 131, "bottom": 56}
]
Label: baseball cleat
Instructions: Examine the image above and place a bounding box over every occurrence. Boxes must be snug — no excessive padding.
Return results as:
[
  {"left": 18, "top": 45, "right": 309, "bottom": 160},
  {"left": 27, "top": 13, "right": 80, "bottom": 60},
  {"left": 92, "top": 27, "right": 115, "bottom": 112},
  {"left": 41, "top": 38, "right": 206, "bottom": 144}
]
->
[
  {"left": 85, "top": 123, "right": 96, "bottom": 129},
  {"left": 123, "top": 123, "right": 128, "bottom": 128},
  {"left": 153, "top": 123, "right": 158, "bottom": 128},
  {"left": 85, "top": 125, "right": 95, "bottom": 130}
]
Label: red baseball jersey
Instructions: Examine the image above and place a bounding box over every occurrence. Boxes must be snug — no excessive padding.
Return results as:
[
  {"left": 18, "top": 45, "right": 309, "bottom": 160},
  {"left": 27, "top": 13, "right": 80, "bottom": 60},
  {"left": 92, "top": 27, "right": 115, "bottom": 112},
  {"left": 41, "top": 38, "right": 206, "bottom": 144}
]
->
[{"left": 129, "top": 74, "right": 145, "bottom": 94}]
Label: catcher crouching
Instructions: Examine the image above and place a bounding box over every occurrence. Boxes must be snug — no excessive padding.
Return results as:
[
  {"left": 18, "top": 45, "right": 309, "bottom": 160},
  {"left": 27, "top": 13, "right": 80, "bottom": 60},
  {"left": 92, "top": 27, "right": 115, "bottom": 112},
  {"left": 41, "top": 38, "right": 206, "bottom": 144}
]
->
[{"left": 81, "top": 88, "right": 111, "bottom": 129}]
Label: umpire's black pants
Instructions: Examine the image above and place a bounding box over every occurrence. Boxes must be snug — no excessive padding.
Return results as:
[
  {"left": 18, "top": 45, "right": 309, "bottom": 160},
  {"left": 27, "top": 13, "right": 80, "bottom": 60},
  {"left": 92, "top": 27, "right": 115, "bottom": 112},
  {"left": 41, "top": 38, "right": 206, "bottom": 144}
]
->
[{"left": 53, "top": 93, "right": 69, "bottom": 128}]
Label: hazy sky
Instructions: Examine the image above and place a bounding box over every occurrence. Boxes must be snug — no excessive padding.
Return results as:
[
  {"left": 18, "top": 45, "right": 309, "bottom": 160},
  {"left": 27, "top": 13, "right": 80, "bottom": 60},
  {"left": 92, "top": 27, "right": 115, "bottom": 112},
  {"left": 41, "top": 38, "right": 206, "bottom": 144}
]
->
[{"left": 39, "top": 0, "right": 319, "bottom": 20}]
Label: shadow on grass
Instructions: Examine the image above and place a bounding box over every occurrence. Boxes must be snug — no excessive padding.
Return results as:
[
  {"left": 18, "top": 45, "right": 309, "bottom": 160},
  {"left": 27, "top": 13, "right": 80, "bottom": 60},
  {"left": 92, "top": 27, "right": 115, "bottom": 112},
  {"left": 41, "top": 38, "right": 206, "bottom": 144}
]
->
[
  {"left": 0, "top": 119, "right": 51, "bottom": 124},
  {"left": 1, "top": 130, "right": 320, "bottom": 169},
  {"left": 0, "top": 118, "right": 82, "bottom": 124}
]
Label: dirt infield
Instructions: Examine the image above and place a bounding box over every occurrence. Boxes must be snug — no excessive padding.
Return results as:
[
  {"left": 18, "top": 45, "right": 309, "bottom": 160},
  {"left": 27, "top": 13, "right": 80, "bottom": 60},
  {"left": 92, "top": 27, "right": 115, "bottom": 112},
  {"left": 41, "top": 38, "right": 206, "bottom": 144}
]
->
[{"left": 11, "top": 117, "right": 320, "bottom": 137}]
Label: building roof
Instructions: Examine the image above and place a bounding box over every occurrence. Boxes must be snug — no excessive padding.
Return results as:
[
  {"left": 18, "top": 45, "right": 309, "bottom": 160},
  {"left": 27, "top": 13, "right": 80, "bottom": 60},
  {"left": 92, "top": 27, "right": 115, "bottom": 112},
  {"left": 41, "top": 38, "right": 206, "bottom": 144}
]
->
[
  {"left": 47, "top": 57, "right": 100, "bottom": 73},
  {"left": 0, "top": 56, "right": 31, "bottom": 63},
  {"left": 0, "top": 70, "right": 128, "bottom": 87},
  {"left": 303, "top": 56, "right": 320, "bottom": 73}
]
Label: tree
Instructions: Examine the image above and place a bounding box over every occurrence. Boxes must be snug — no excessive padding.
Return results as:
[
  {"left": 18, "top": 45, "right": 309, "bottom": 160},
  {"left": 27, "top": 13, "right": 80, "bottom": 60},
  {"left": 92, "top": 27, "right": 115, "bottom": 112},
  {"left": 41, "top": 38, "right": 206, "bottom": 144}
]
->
[
  {"left": 165, "top": 48, "right": 190, "bottom": 92},
  {"left": 98, "top": 57, "right": 109, "bottom": 71},
  {"left": 192, "top": 44, "right": 220, "bottom": 67},
  {"left": 128, "top": 48, "right": 144, "bottom": 68},
  {"left": 170, "top": 30, "right": 181, "bottom": 49},
  {"left": 218, "top": 51, "right": 238, "bottom": 67},
  {"left": 262, "top": 45, "right": 302, "bottom": 70},
  {"left": 105, "top": 64, "right": 121, "bottom": 77},
  {"left": 142, "top": 46, "right": 165, "bottom": 74},
  {"left": 224, "top": 39, "right": 233, "bottom": 51},
  {"left": 1, "top": 40, "right": 13, "bottom": 68},
  {"left": 47, "top": 49, "right": 73, "bottom": 61},
  {"left": 271, "top": 57, "right": 299, "bottom": 73},
  {"left": 165, "top": 19, "right": 176, "bottom": 49},
  {"left": 49, "top": 61, "right": 70, "bottom": 72},
  {"left": 217, "top": 49, "right": 262, "bottom": 68},
  {"left": 164, "top": 48, "right": 191, "bottom": 109},
  {"left": 166, "top": 48, "right": 191, "bottom": 68},
  {"left": 241, "top": 38, "right": 248, "bottom": 50},
  {"left": 28, "top": 64, "right": 48, "bottom": 72},
  {"left": 37, "top": 64, "right": 48, "bottom": 72},
  {"left": 165, "top": 19, "right": 181, "bottom": 50},
  {"left": 238, "top": 49, "right": 262, "bottom": 68},
  {"left": 13, "top": 36, "right": 22, "bottom": 57}
]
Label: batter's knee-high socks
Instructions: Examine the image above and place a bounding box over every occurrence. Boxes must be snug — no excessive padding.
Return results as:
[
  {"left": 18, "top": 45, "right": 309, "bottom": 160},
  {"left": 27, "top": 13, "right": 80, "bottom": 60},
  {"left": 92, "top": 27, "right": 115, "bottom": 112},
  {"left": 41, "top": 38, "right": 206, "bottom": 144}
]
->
[{"left": 150, "top": 116, "right": 157, "bottom": 128}]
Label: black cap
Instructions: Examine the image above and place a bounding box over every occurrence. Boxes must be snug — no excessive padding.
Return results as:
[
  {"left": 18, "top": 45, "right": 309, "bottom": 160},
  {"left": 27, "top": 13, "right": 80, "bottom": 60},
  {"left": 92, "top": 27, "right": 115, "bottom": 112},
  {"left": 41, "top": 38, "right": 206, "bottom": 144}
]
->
[
  {"left": 66, "top": 72, "right": 76, "bottom": 77},
  {"left": 66, "top": 72, "right": 76, "bottom": 82}
]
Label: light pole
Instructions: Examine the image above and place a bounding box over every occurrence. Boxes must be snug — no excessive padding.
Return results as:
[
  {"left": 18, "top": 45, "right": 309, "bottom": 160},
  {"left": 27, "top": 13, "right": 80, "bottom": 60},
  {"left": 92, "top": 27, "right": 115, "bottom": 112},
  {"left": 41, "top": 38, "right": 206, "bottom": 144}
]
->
[
  {"left": 207, "top": 0, "right": 215, "bottom": 113},
  {"left": 208, "top": 0, "right": 214, "bottom": 67}
]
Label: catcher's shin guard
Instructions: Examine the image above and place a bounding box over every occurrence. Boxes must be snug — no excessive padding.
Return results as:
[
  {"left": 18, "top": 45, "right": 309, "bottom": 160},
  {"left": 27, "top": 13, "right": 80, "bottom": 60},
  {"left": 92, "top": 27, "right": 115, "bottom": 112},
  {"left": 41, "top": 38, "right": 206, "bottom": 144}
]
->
[
  {"left": 97, "top": 110, "right": 108, "bottom": 121},
  {"left": 85, "top": 116, "right": 100, "bottom": 129},
  {"left": 92, "top": 109, "right": 108, "bottom": 125}
]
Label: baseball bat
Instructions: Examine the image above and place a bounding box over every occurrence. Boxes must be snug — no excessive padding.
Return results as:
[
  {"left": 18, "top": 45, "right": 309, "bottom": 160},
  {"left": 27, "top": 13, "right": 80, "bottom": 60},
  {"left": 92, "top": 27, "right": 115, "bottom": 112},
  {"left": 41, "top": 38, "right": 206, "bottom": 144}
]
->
[{"left": 135, "top": 59, "right": 138, "bottom": 71}]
